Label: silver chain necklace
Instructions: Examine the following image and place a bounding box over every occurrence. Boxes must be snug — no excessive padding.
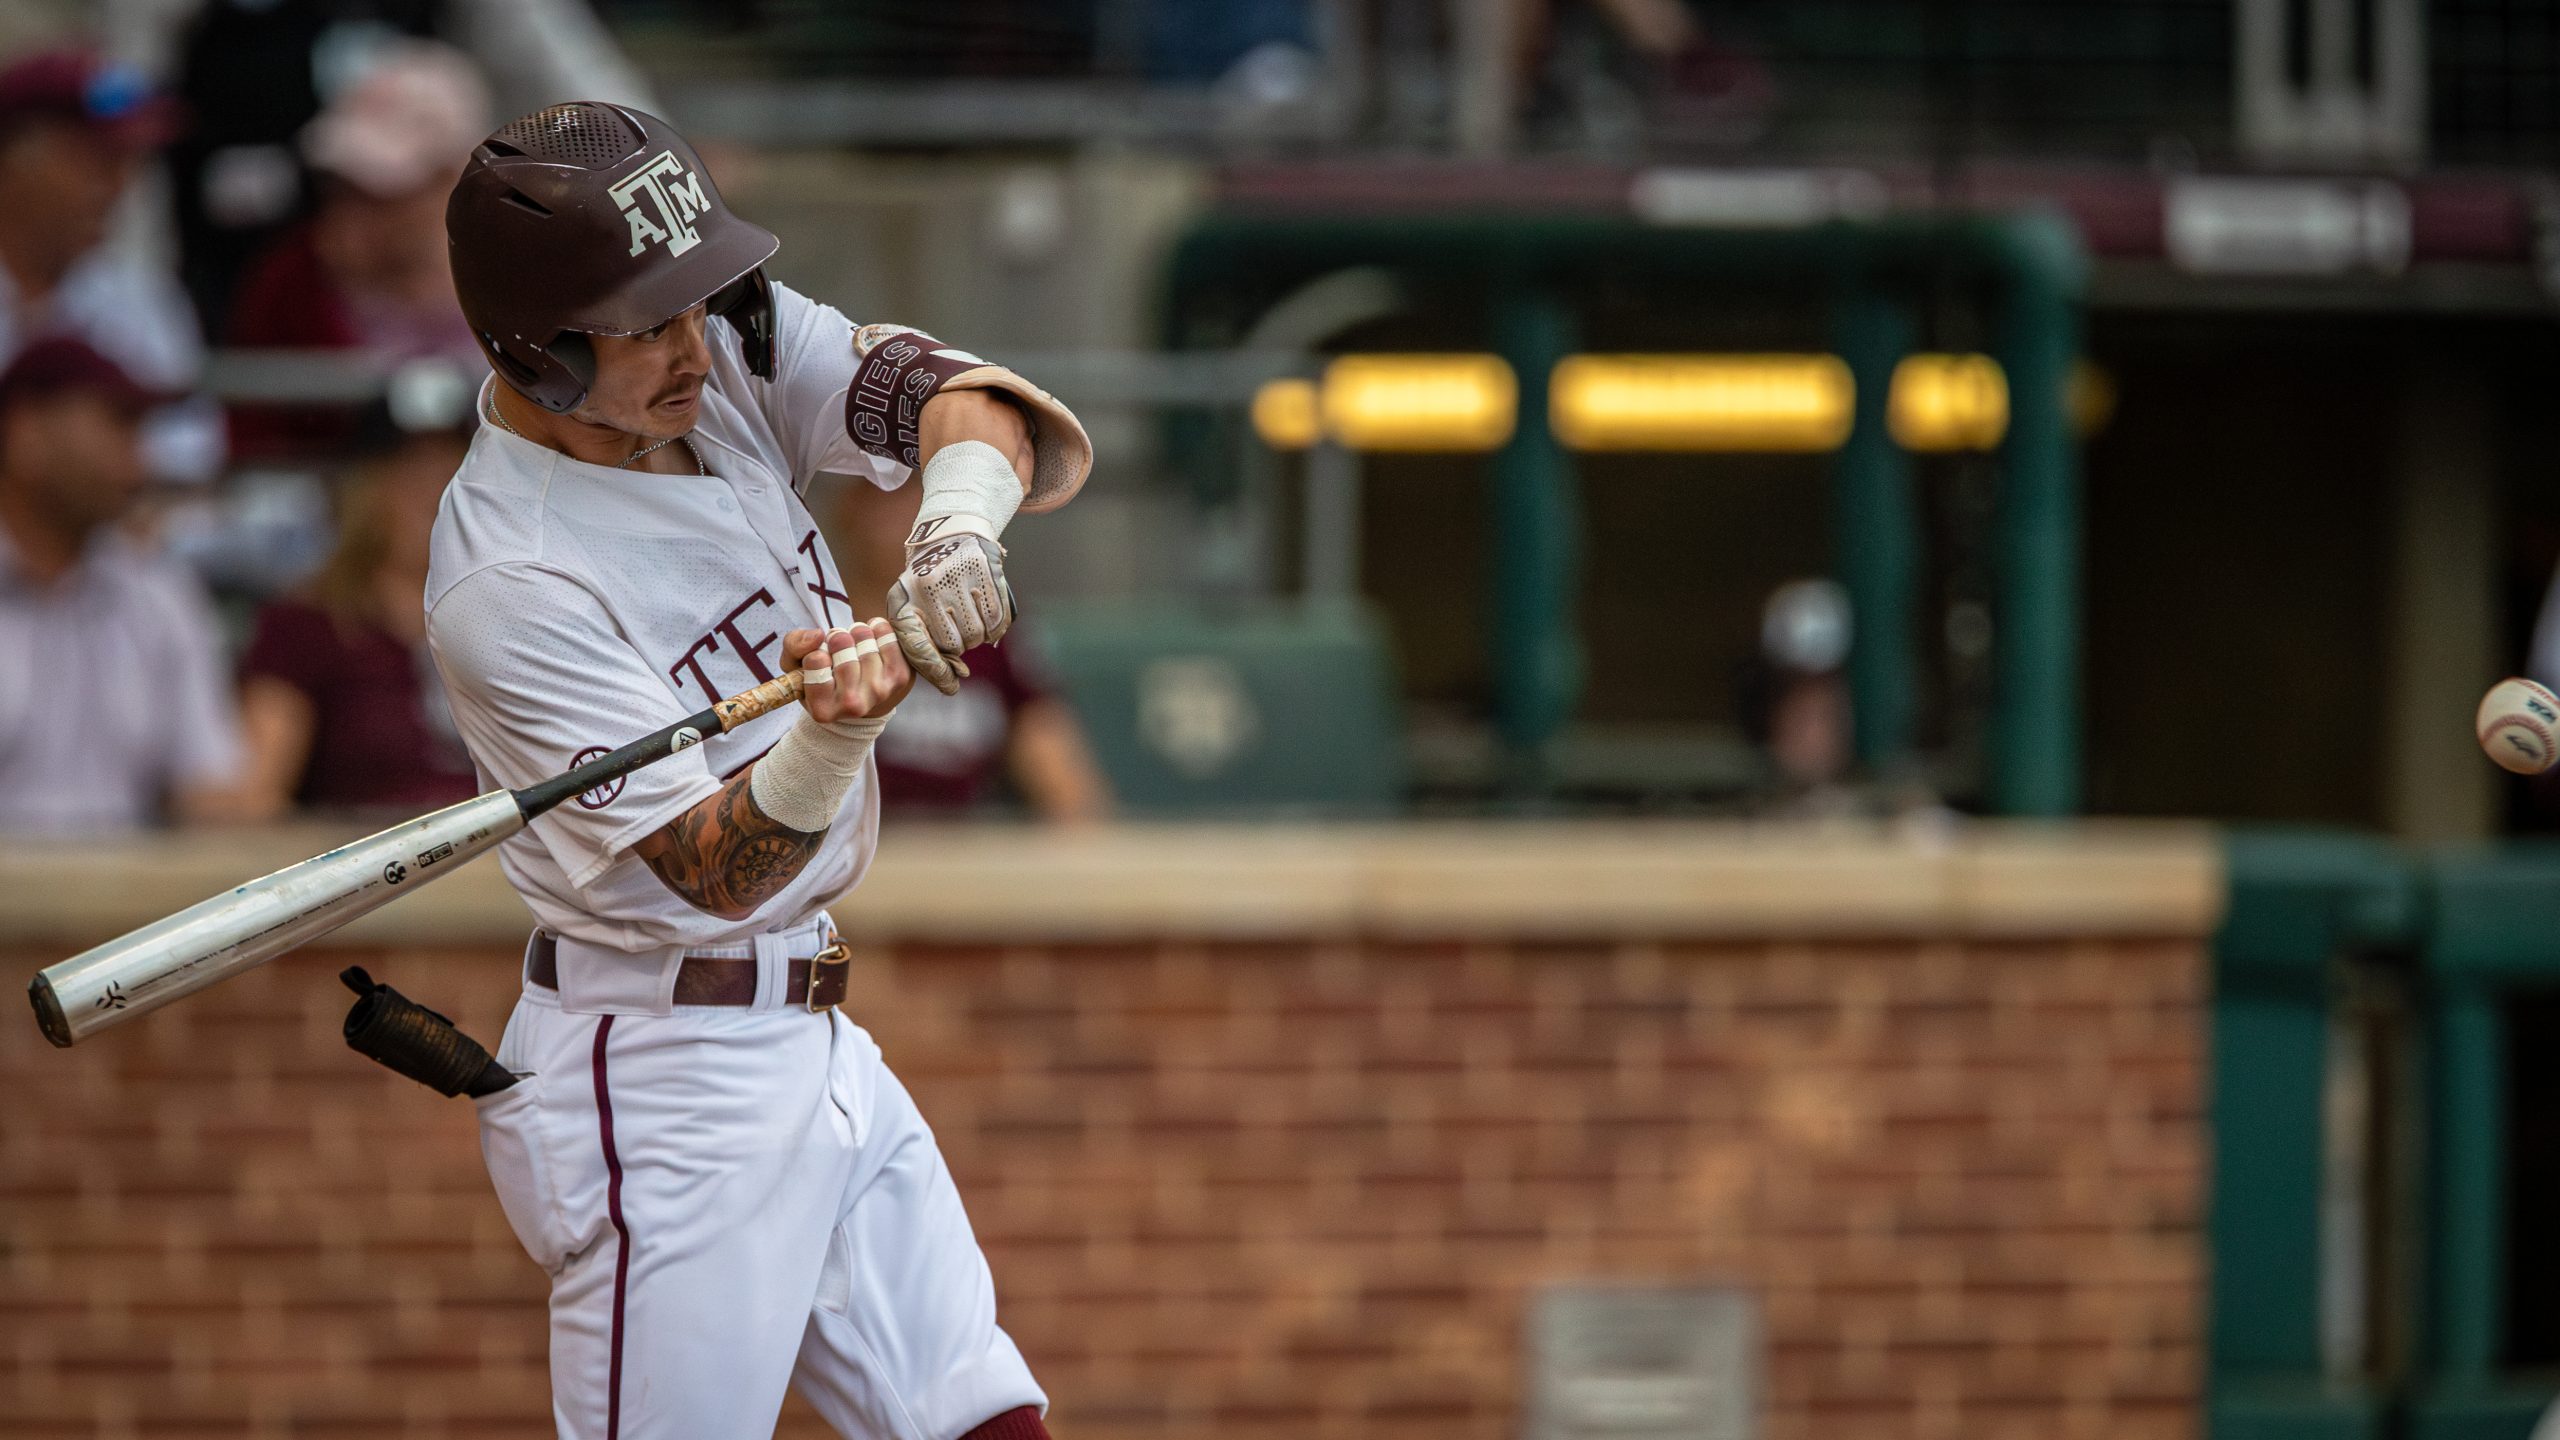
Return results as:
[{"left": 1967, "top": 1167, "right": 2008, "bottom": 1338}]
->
[{"left": 485, "top": 392, "right": 704, "bottom": 474}]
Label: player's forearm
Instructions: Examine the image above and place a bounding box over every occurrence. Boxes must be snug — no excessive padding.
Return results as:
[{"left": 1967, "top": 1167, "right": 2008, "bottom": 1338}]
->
[
  {"left": 918, "top": 390, "right": 1033, "bottom": 490},
  {"left": 633, "top": 636, "right": 899, "bottom": 919},
  {"left": 633, "top": 765, "right": 825, "bottom": 921}
]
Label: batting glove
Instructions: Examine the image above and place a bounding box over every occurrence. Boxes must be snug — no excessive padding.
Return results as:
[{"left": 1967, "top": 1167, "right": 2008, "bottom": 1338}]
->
[{"left": 888, "top": 517, "right": 1013, "bottom": 696}]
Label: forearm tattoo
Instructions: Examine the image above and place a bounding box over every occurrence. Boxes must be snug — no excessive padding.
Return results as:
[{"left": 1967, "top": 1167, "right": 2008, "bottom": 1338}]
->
[{"left": 634, "top": 764, "right": 826, "bottom": 920}]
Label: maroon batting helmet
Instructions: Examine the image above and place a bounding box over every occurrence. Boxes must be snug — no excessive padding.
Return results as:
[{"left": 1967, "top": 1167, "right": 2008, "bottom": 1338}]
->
[{"left": 447, "top": 103, "right": 776, "bottom": 414}]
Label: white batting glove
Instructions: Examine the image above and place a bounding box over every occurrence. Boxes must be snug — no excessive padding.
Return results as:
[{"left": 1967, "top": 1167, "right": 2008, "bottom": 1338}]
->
[
  {"left": 888, "top": 525, "right": 1013, "bottom": 696},
  {"left": 886, "top": 601, "right": 962, "bottom": 696},
  {"left": 889, "top": 439, "right": 1025, "bottom": 696}
]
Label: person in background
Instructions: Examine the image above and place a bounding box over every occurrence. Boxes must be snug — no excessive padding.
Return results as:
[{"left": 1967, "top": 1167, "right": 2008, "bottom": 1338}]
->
[
  {"left": 0, "top": 48, "right": 223, "bottom": 484},
  {"left": 0, "top": 337, "right": 251, "bottom": 832},
  {"left": 1518, "top": 0, "right": 1772, "bottom": 146},
  {"left": 225, "top": 40, "right": 490, "bottom": 458},
  {"left": 233, "top": 361, "right": 480, "bottom": 814},
  {"left": 164, "top": 0, "right": 660, "bottom": 325},
  {"left": 1742, "top": 577, "right": 1855, "bottom": 814},
  {"left": 837, "top": 475, "right": 1113, "bottom": 823}
]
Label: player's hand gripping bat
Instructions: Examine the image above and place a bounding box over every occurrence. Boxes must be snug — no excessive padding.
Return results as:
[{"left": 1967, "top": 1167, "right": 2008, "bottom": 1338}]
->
[{"left": 28, "top": 669, "right": 812, "bottom": 1048}]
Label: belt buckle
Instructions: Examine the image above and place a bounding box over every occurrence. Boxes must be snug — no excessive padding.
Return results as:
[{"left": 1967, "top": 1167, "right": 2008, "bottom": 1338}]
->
[{"left": 806, "top": 940, "right": 850, "bottom": 1012}]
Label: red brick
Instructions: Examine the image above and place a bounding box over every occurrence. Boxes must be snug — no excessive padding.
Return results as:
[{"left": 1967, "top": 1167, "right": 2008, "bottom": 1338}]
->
[{"left": 0, "top": 929, "right": 2205, "bottom": 1438}]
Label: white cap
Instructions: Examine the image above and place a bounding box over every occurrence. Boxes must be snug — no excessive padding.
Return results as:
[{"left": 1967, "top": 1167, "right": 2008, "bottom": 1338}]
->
[
  {"left": 301, "top": 41, "right": 492, "bottom": 200},
  {"left": 1762, "top": 578, "right": 1853, "bottom": 674}
]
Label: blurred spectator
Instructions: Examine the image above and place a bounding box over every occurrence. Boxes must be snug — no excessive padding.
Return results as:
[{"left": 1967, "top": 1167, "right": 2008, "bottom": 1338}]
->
[
  {"left": 1741, "top": 577, "right": 1854, "bottom": 812},
  {"left": 0, "top": 337, "right": 251, "bottom": 832},
  {"left": 233, "top": 360, "right": 479, "bottom": 814},
  {"left": 1520, "top": 0, "right": 1771, "bottom": 148},
  {"left": 838, "top": 477, "right": 1113, "bottom": 823},
  {"left": 166, "top": 0, "right": 656, "bottom": 326},
  {"left": 0, "top": 47, "right": 223, "bottom": 483},
  {"left": 877, "top": 635, "right": 1110, "bottom": 820},
  {"left": 225, "top": 39, "right": 488, "bottom": 457},
  {"left": 234, "top": 41, "right": 485, "bottom": 362}
]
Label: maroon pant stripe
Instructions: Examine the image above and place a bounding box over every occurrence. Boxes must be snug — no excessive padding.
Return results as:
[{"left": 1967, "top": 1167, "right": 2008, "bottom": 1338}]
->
[{"left": 592, "top": 1015, "right": 630, "bottom": 1439}]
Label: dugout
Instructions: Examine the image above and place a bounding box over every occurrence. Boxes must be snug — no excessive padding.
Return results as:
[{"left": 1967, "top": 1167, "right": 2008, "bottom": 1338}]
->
[
  {"left": 1160, "top": 210, "right": 2084, "bottom": 815},
  {"left": 1144, "top": 205, "right": 2560, "bottom": 833}
]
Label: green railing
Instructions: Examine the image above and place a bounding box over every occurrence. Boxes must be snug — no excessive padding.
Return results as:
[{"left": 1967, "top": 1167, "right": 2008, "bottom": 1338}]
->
[
  {"left": 2213, "top": 831, "right": 2414, "bottom": 1440},
  {"left": 2214, "top": 833, "right": 2560, "bottom": 1440},
  {"left": 2412, "top": 845, "right": 2560, "bottom": 1440}
]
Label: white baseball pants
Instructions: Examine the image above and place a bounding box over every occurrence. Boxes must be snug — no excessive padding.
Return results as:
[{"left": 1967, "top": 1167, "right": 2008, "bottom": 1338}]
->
[{"left": 473, "top": 985, "right": 1044, "bottom": 1438}]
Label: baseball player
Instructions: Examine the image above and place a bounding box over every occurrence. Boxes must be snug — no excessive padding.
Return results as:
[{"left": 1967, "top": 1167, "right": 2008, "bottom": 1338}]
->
[{"left": 425, "top": 103, "right": 1089, "bottom": 1439}]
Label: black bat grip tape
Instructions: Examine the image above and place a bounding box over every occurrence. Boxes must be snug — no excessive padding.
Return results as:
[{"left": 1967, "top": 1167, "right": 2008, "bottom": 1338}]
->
[{"left": 339, "top": 967, "right": 518, "bottom": 1098}]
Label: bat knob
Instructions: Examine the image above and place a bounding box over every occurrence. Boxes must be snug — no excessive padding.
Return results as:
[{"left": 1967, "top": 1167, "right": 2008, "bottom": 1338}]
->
[{"left": 27, "top": 973, "right": 71, "bottom": 1049}]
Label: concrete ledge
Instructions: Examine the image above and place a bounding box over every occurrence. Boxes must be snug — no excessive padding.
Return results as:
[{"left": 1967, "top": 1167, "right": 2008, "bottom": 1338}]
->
[{"left": 0, "top": 819, "right": 2223, "bottom": 949}]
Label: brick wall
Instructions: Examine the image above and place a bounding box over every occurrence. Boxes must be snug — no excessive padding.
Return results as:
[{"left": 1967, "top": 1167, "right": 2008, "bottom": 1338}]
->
[{"left": 2, "top": 932, "right": 2204, "bottom": 1439}]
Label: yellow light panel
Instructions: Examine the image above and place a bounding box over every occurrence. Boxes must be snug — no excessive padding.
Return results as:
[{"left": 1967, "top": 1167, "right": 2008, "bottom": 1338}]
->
[
  {"left": 1250, "top": 377, "right": 1322, "bottom": 451},
  {"left": 1254, "top": 352, "right": 2099, "bottom": 456},
  {"left": 1888, "top": 353, "right": 2008, "bottom": 452},
  {"left": 1320, "top": 354, "right": 1517, "bottom": 452},
  {"left": 1551, "top": 354, "right": 1854, "bottom": 452}
]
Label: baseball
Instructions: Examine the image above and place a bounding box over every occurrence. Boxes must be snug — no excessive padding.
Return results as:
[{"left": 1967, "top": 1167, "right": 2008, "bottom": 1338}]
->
[{"left": 2477, "top": 677, "right": 2560, "bottom": 774}]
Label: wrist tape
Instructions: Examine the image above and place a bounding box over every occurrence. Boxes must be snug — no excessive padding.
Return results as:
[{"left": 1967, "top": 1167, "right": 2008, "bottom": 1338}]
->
[
  {"left": 750, "top": 713, "right": 889, "bottom": 834},
  {"left": 911, "top": 439, "right": 1022, "bottom": 546}
]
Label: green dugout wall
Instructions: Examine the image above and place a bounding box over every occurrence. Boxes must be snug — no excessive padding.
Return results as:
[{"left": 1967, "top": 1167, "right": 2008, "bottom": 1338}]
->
[
  {"left": 2412, "top": 845, "right": 2560, "bottom": 1440},
  {"left": 2215, "top": 834, "right": 2560, "bottom": 1440},
  {"left": 2213, "top": 832, "right": 2415, "bottom": 1440}
]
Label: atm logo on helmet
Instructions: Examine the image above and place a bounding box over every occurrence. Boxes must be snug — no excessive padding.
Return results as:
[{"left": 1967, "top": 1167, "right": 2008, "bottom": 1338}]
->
[{"left": 611, "top": 150, "right": 711, "bottom": 259}]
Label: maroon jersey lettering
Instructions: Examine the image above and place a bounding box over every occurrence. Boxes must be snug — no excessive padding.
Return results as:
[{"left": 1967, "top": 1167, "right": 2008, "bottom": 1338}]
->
[{"left": 667, "top": 588, "right": 782, "bottom": 702}]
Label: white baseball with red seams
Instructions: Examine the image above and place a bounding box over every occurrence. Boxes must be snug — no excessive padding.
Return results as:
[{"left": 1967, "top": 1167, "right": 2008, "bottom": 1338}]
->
[
  {"left": 424, "top": 281, "right": 1046, "bottom": 1436},
  {"left": 2478, "top": 677, "right": 2560, "bottom": 776}
]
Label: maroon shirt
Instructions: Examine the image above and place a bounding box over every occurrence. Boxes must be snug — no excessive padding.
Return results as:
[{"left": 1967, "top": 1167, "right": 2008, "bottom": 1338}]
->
[
  {"left": 224, "top": 224, "right": 482, "bottom": 459},
  {"left": 874, "top": 640, "right": 1052, "bottom": 812},
  {"left": 238, "top": 597, "right": 478, "bottom": 811}
]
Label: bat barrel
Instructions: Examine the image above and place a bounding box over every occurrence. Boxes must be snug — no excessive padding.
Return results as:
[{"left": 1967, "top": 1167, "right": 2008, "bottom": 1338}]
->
[
  {"left": 29, "top": 792, "right": 525, "bottom": 1047},
  {"left": 30, "top": 671, "right": 806, "bottom": 1049}
]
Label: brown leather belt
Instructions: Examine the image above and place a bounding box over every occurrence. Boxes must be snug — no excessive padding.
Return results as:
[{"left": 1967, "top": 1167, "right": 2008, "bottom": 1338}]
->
[{"left": 527, "top": 932, "right": 850, "bottom": 1010}]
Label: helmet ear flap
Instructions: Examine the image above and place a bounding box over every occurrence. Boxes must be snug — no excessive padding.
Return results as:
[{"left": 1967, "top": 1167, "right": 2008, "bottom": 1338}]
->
[
  {"left": 479, "top": 329, "right": 596, "bottom": 414},
  {"left": 484, "top": 336, "right": 542, "bottom": 391},
  {"left": 550, "top": 332, "right": 597, "bottom": 394},
  {"left": 710, "top": 268, "right": 776, "bottom": 381}
]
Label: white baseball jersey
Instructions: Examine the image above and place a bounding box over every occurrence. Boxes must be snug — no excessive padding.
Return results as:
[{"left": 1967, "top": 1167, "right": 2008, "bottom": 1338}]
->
[{"left": 426, "top": 281, "right": 897, "bottom": 1001}]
